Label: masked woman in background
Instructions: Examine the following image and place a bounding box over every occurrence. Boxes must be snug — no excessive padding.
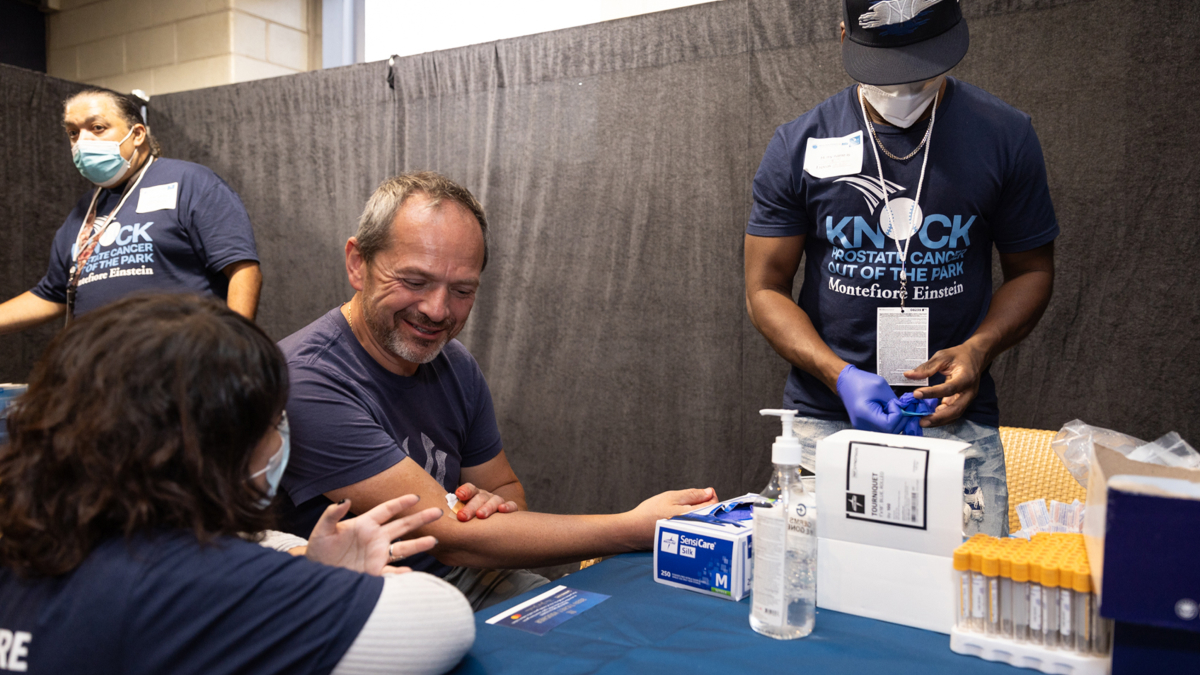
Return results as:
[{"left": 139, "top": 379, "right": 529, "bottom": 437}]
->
[
  {"left": 0, "top": 294, "right": 474, "bottom": 675},
  {"left": 0, "top": 88, "right": 263, "bottom": 334}
]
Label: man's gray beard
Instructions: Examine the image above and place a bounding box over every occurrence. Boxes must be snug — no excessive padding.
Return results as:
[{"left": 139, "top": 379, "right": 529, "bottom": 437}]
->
[
  {"left": 384, "top": 328, "right": 449, "bottom": 364},
  {"left": 362, "top": 300, "right": 451, "bottom": 365}
]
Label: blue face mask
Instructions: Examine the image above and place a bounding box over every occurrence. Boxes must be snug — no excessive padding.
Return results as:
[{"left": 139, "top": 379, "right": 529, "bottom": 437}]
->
[
  {"left": 71, "top": 126, "right": 136, "bottom": 188},
  {"left": 250, "top": 413, "right": 290, "bottom": 509}
]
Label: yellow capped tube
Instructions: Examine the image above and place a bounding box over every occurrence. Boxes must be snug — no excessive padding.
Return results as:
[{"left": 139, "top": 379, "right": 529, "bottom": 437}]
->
[
  {"left": 982, "top": 553, "right": 1001, "bottom": 635},
  {"left": 1059, "top": 566, "right": 1075, "bottom": 650},
  {"left": 1041, "top": 563, "right": 1060, "bottom": 649},
  {"left": 1011, "top": 557, "right": 1030, "bottom": 642},
  {"left": 1073, "top": 565, "right": 1092, "bottom": 654},
  {"left": 1000, "top": 556, "right": 1014, "bottom": 638},
  {"left": 1028, "top": 560, "right": 1045, "bottom": 645},
  {"left": 954, "top": 548, "right": 972, "bottom": 630},
  {"left": 970, "top": 550, "right": 986, "bottom": 632}
]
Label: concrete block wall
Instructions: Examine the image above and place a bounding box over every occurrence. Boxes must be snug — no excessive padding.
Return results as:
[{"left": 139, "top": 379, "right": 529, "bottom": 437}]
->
[{"left": 47, "top": 0, "right": 318, "bottom": 95}]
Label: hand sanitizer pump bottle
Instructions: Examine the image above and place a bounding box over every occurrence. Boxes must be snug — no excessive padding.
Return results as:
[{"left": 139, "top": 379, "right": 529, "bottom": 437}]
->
[{"left": 750, "top": 409, "right": 817, "bottom": 639}]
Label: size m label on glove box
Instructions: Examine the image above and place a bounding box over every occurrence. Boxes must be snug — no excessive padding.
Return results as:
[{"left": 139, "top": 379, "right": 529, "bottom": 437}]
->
[{"left": 845, "top": 441, "right": 929, "bottom": 530}]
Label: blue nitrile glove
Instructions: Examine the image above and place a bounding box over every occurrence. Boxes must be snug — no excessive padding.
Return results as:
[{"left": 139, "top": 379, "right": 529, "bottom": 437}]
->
[
  {"left": 888, "top": 392, "right": 940, "bottom": 437},
  {"left": 836, "top": 364, "right": 903, "bottom": 433}
]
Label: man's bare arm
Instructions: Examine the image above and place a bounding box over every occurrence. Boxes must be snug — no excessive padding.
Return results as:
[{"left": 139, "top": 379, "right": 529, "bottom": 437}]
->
[
  {"left": 745, "top": 233, "right": 848, "bottom": 392},
  {"left": 223, "top": 261, "right": 262, "bottom": 320},
  {"left": 0, "top": 292, "right": 65, "bottom": 335},
  {"left": 907, "top": 242, "right": 1055, "bottom": 426},
  {"left": 326, "top": 457, "right": 717, "bottom": 569}
]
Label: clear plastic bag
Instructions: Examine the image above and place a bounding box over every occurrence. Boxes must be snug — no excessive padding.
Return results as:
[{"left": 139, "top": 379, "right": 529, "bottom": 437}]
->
[
  {"left": 1051, "top": 420, "right": 1144, "bottom": 489},
  {"left": 1126, "top": 431, "right": 1200, "bottom": 469},
  {"left": 1051, "top": 421, "right": 1198, "bottom": 488}
]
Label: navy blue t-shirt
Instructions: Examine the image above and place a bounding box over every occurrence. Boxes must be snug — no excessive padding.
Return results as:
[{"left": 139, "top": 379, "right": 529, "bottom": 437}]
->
[
  {"left": 32, "top": 157, "right": 258, "bottom": 316},
  {"left": 747, "top": 78, "right": 1059, "bottom": 427},
  {"left": 277, "top": 308, "right": 505, "bottom": 577},
  {"left": 0, "top": 532, "right": 381, "bottom": 675}
]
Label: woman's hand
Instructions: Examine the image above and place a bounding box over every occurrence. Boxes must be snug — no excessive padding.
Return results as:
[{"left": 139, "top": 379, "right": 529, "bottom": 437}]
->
[
  {"left": 306, "top": 495, "right": 443, "bottom": 575},
  {"left": 453, "top": 483, "right": 520, "bottom": 522}
]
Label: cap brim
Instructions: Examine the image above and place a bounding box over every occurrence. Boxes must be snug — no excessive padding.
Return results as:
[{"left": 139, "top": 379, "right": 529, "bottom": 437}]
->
[{"left": 842, "top": 19, "right": 969, "bottom": 85}]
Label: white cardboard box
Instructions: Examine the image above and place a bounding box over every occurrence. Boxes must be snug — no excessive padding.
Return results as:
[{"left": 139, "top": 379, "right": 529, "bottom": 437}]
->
[{"left": 815, "top": 429, "right": 968, "bottom": 633}]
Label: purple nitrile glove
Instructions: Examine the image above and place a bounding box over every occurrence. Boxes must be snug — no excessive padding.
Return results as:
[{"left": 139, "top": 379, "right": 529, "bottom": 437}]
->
[
  {"left": 836, "top": 364, "right": 904, "bottom": 433},
  {"left": 887, "top": 392, "right": 940, "bottom": 437}
]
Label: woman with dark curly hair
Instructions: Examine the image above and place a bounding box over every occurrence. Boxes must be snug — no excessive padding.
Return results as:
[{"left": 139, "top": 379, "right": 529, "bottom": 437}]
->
[{"left": 0, "top": 294, "right": 474, "bottom": 675}]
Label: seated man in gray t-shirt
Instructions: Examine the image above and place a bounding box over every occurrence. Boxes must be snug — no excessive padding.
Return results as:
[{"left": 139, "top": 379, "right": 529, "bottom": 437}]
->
[{"left": 278, "top": 172, "right": 717, "bottom": 610}]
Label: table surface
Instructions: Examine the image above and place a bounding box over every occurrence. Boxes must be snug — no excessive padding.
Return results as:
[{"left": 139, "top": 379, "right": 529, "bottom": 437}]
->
[{"left": 451, "top": 552, "right": 1018, "bottom": 674}]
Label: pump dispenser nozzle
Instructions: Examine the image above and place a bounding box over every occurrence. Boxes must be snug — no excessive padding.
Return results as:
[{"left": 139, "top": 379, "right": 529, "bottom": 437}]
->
[{"left": 760, "top": 409, "right": 802, "bottom": 465}]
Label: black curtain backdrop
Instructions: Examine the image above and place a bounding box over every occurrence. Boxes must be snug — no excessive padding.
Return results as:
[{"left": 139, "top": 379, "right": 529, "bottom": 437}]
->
[
  {"left": 2, "top": 0, "right": 1197, "bottom": 516},
  {"left": 0, "top": 66, "right": 88, "bottom": 383}
]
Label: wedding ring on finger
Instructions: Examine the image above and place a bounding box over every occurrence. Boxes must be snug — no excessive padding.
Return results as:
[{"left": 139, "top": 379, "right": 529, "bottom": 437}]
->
[{"left": 388, "top": 542, "right": 396, "bottom": 562}]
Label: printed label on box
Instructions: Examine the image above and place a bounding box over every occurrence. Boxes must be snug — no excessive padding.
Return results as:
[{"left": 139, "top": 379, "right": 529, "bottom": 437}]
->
[
  {"left": 657, "top": 526, "right": 736, "bottom": 595},
  {"left": 846, "top": 441, "right": 929, "bottom": 530}
]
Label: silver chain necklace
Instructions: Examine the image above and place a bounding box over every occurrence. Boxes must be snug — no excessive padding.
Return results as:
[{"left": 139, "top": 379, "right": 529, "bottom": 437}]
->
[{"left": 862, "top": 106, "right": 934, "bottom": 161}]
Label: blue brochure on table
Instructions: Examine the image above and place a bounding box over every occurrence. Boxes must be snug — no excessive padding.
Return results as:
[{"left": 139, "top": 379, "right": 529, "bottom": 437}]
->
[{"left": 485, "top": 585, "right": 610, "bottom": 636}]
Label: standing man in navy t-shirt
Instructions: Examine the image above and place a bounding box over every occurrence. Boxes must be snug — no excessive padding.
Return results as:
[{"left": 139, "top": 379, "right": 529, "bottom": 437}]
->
[
  {"left": 744, "top": 0, "right": 1057, "bottom": 536},
  {"left": 0, "top": 88, "right": 261, "bottom": 333},
  {"left": 279, "top": 172, "right": 718, "bottom": 610}
]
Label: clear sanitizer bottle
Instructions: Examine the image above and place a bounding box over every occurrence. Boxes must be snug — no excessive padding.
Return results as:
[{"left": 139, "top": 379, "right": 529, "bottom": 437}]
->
[{"left": 750, "top": 409, "right": 816, "bottom": 640}]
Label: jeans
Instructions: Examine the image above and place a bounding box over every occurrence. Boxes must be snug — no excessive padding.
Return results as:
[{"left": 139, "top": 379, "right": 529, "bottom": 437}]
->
[{"left": 792, "top": 416, "right": 1010, "bottom": 538}]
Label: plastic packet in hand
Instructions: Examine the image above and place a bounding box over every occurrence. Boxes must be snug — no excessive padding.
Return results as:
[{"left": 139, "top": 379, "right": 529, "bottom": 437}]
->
[
  {"left": 1125, "top": 432, "right": 1200, "bottom": 469},
  {"left": 1051, "top": 420, "right": 1145, "bottom": 489}
]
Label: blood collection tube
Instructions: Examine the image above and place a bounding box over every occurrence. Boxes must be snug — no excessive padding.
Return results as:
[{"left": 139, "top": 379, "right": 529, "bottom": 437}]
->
[
  {"left": 983, "top": 552, "right": 1001, "bottom": 635},
  {"left": 1059, "top": 566, "right": 1074, "bottom": 651},
  {"left": 1092, "top": 595, "right": 1112, "bottom": 655},
  {"left": 1073, "top": 564, "right": 1092, "bottom": 654},
  {"left": 1041, "top": 561, "right": 1060, "bottom": 649},
  {"left": 954, "top": 548, "right": 972, "bottom": 630},
  {"left": 971, "top": 549, "right": 986, "bottom": 632},
  {"left": 1028, "top": 559, "right": 1044, "bottom": 645},
  {"left": 1011, "top": 557, "right": 1030, "bottom": 642},
  {"left": 1000, "top": 556, "right": 1013, "bottom": 638}
]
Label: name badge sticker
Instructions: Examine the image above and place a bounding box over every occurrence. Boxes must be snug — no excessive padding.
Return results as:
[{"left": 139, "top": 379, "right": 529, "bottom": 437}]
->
[
  {"left": 136, "top": 182, "right": 178, "bottom": 213},
  {"left": 802, "top": 132, "right": 863, "bottom": 179}
]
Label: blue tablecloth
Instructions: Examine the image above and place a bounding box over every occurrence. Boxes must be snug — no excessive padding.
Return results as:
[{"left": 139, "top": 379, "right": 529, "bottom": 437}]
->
[{"left": 452, "top": 552, "right": 1016, "bottom": 674}]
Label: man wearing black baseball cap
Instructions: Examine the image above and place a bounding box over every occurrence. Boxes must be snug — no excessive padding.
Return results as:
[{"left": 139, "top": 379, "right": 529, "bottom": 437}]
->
[{"left": 745, "top": 0, "right": 1057, "bottom": 537}]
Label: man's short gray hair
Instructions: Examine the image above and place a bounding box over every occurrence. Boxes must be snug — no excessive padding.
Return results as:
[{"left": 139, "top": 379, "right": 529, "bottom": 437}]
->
[{"left": 355, "top": 171, "right": 489, "bottom": 270}]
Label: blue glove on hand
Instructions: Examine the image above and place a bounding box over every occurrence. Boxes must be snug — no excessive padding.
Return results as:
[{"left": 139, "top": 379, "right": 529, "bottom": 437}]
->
[
  {"left": 836, "top": 364, "right": 903, "bottom": 433},
  {"left": 887, "top": 392, "right": 940, "bottom": 436}
]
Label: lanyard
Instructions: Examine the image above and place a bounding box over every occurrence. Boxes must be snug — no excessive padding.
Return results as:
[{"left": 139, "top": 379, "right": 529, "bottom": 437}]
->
[
  {"left": 66, "top": 156, "right": 155, "bottom": 323},
  {"left": 858, "top": 88, "right": 937, "bottom": 311}
]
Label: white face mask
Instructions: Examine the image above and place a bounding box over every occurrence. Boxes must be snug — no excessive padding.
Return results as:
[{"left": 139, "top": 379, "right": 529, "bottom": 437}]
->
[
  {"left": 860, "top": 76, "right": 944, "bottom": 129},
  {"left": 250, "top": 413, "right": 290, "bottom": 509}
]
